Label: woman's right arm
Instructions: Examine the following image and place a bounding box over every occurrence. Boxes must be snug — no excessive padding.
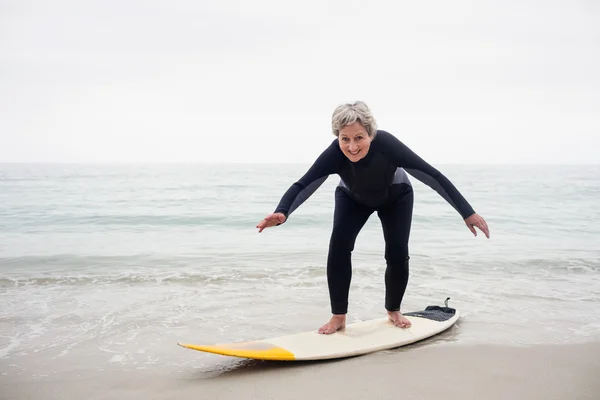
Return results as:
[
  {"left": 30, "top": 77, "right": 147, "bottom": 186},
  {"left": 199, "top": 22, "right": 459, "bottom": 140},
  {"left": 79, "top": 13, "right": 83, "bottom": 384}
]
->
[{"left": 256, "top": 140, "right": 341, "bottom": 232}]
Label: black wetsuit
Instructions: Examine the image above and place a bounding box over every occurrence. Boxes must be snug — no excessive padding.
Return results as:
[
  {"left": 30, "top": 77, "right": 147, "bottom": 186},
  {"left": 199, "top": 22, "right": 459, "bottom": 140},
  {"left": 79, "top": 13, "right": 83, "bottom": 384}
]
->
[{"left": 273, "top": 130, "right": 475, "bottom": 315}]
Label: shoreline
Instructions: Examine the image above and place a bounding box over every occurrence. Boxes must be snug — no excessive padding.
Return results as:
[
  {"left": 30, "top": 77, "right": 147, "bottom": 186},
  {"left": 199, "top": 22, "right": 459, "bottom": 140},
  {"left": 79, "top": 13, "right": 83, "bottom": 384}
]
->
[{"left": 3, "top": 341, "right": 600, "bottom": 400}]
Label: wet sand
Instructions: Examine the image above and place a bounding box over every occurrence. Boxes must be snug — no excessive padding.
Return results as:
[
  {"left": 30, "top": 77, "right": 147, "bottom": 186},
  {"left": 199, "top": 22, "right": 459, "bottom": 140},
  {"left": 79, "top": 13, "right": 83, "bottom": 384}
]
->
[{"left": 2, "top": 341, "right": 600, "bottom": 400}]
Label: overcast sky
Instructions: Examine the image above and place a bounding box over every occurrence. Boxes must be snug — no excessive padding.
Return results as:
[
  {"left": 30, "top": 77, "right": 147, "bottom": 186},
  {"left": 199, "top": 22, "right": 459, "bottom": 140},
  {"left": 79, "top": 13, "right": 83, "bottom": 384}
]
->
[{"left": 1, "top": 0, "right": 598, "bottom": 164}]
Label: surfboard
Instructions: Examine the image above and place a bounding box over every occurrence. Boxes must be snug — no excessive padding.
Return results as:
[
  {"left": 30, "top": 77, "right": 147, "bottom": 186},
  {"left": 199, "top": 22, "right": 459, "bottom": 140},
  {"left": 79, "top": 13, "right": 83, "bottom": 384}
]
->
[{"left": 178, "top": 299, "right": 459, "bottom": 361}]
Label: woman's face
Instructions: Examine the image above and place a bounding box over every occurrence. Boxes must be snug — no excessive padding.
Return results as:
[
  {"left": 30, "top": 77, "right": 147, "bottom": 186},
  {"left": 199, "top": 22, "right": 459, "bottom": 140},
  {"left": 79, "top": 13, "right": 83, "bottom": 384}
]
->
[{"left": 338, "top": 121, "right": 372, "bottom": 162}]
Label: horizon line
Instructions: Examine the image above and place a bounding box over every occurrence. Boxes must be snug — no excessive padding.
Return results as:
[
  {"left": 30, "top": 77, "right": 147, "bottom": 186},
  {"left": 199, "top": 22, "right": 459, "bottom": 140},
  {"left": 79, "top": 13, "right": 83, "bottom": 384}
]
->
[{"left": 0, "top": 161, "right": 599, "bottom": 166}]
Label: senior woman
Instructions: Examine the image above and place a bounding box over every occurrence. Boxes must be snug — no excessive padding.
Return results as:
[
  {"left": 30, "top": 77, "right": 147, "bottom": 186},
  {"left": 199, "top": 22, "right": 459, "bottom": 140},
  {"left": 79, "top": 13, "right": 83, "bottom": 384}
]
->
[{"left": 256, "top": 101, "right": 490, "bottom": 335}]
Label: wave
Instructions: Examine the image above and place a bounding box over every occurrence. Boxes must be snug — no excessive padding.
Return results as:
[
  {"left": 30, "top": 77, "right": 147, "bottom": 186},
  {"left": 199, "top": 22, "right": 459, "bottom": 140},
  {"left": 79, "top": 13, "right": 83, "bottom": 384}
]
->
[
  {"left": 1, "top": 254, "right": 597, "bottom": 289},
  {"left": 0, "top": 254, "right": 327, "bottom": 288},
  {"left": 523, "top": 258, "right": 600, "bottom": 273},
  {"left": 6, "top": 213, "right": 342, "bottom": 230},
  {"left": 0, "top": 270, "right": 325, "bottom": 289},
  {"left": 0, "top": 273, "right": 238, "bottom": 287},
  {"left": 13, "top": 214, "right": 255, "bottom": 227}
]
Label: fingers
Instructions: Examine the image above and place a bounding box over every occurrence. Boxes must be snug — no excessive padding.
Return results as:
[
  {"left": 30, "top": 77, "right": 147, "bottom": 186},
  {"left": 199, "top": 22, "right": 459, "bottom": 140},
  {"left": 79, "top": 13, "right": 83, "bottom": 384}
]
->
[
  {"left": 256, "top": 219, "right": 271, "bottom": 233},
  {"left": 468, "top": 224, "right": 477, "bottom": 236},
  {"left": 256, "top": 219, "right": 267, "bottom": 233},
  {"left": 472, "top": 219, "right": 490, "bottom": 238},
  {"left": 476, "top": 216, "right": 490, "bottom": 238},
  {"left": 465, "top": 214, "right": 490, "bottom": 239},
  {"left": 256, "top": 213, "right": 284, "bottom": 233},
  {"left": 480, "top": 222, "right": 490, "bottom": 238}
]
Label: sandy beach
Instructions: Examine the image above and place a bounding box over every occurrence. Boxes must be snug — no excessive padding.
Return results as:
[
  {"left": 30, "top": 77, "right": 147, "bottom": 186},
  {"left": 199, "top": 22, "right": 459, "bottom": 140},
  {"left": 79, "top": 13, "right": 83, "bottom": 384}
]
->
[{"left": 3, "top": 341, "right": 599, "bottom": 400}]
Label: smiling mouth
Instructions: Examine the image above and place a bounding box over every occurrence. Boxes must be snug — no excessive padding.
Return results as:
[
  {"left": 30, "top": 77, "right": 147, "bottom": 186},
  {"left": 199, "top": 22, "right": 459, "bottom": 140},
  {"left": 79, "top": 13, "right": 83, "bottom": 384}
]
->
[{"left": 349, "top": 150, "right": 360, "bottom": 156}]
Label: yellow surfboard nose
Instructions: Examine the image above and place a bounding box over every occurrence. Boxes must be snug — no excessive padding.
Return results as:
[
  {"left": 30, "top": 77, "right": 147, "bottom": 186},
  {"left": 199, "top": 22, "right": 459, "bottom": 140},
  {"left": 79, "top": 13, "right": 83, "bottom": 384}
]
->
[{"left": 177, "top": 342, "right": 296, "bottom": 361}]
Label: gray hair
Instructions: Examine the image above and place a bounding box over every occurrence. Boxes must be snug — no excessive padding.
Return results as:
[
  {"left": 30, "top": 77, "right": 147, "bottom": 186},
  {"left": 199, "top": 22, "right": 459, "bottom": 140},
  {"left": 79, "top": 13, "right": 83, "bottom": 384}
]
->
[{"left": 331, "top": 101, "right": 378, "bottom": 139}]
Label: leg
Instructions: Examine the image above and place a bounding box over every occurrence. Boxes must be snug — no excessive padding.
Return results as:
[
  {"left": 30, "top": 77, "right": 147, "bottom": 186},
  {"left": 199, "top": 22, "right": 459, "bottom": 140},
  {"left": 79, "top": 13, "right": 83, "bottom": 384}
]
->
[
  {"left": 319, "top": 187, "right": 373, "bottom": 334},
  {"left": 377, "top": 184, "right": 414, "bottom": 328}
]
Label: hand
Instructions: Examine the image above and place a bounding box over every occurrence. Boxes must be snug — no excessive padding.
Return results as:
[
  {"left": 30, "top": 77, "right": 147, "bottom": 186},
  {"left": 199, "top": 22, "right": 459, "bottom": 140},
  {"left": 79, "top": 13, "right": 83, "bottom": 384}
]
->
[
  {"left": 256, "top": 212, "right": 286, "bottom": 233},
  {"left": 464, "top": 213, "right": 490, "bottom": 238}
]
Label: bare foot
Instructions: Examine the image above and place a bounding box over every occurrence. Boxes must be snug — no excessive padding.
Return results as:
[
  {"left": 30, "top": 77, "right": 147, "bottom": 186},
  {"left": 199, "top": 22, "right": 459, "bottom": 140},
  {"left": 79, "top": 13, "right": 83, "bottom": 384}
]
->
[
  {"left": 387, "top": 311, "right": 411, "bottom": 328},
  {"left": 318, "top": 314, "right": 346, "bottom": 334}
]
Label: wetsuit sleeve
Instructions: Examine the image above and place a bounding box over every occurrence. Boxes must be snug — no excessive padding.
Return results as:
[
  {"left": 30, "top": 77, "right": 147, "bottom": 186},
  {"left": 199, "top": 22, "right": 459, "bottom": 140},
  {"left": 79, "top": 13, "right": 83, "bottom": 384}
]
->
[
  {"left": 378, "top": 131, "right": 476, "bottom": 219},
  {"left": 273, "top": 140, "right": 341, "bottom": 219}
]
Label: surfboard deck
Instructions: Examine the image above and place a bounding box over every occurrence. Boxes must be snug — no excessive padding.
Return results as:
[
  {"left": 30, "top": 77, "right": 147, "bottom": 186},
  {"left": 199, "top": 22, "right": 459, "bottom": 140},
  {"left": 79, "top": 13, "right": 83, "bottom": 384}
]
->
[{"left": 178, "top": 301, "right": 459, "bottom": 361}]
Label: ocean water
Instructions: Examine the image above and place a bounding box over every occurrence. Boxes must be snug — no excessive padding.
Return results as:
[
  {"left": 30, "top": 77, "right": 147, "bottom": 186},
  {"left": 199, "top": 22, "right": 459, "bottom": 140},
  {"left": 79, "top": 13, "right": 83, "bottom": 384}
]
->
[{"left": 1, "top": 163, "right": 599, "bottom": 381}]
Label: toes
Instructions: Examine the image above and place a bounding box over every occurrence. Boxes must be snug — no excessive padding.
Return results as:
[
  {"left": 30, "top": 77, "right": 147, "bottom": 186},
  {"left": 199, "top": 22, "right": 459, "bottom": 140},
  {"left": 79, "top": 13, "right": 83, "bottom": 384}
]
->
[
  {"left": 318, "top": 321, "right": 345, "bottom": 334},
  {"left": 393, "top": 319, "right": 411, "bottom": 328},
  {"left": 318, "top": 324, "right": 335, "bottom": 334}
]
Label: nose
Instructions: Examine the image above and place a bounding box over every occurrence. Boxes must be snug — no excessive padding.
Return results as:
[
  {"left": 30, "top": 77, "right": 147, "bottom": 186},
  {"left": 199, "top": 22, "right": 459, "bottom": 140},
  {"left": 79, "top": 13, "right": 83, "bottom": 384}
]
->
[{"left": 348, "top": 142, "right": 357, "bottom": 152}]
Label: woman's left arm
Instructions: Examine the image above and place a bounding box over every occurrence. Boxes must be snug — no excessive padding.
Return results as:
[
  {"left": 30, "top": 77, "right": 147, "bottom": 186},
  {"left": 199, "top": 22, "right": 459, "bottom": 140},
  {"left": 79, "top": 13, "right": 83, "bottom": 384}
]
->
[{"left": 379, "top": 131, "right": 490, "bottom": 238}]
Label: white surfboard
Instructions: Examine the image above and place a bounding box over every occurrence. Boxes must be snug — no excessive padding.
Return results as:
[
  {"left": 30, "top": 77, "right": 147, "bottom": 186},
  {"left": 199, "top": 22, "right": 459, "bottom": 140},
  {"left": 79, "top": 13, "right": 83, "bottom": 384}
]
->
[{"left": 178, "top": 300, "right": 459, "bottom": 361}]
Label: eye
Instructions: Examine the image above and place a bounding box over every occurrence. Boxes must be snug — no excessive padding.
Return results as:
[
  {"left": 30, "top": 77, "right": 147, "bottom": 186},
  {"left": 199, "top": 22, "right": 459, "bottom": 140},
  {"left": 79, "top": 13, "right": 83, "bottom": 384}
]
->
[{"left": 341, "top": 137, "right": 349, "bottom": 142}]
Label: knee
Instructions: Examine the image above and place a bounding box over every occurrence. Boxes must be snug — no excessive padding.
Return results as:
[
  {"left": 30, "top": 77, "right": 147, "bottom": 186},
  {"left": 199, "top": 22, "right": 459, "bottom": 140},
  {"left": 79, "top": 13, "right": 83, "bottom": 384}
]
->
[
  {"left": 329, "top": 231, "right": 357, "bottom": 254},
  {"left": 385, "top": 245, "right": 409, "bottom": 266}
]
